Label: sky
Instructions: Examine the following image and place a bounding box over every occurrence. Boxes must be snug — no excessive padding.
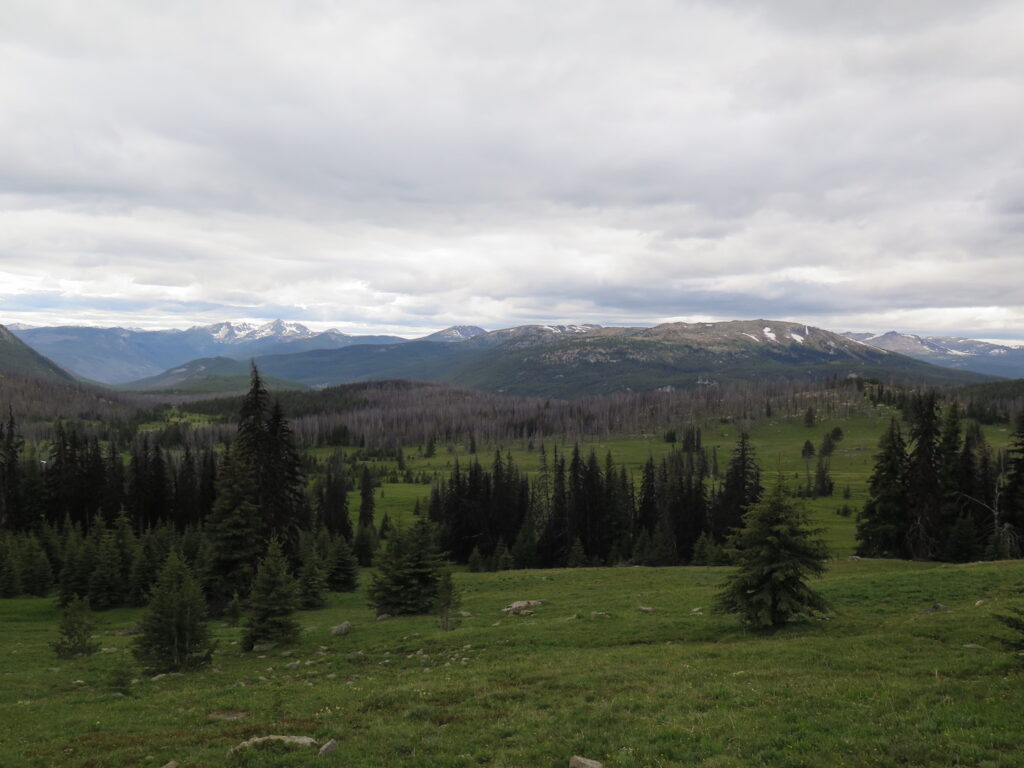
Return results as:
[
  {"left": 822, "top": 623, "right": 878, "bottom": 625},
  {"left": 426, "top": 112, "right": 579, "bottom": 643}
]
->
[{"left": 2, "top": 1, "right": 1023, "bottom": 340}]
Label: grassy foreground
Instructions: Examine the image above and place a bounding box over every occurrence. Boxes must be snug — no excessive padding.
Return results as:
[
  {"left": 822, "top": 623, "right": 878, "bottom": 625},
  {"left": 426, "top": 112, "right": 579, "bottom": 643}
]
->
[{"left": 2, "top": 559, "right": 1024, "bottom": 767}]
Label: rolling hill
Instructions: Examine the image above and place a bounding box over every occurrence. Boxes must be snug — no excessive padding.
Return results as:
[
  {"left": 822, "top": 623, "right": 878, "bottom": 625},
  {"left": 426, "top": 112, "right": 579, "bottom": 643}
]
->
[
  {"left": 116, "top": 357, "right": 307, "bottom": 394},
  {"left": 843, "top": 331, "right": 1024, "bottom": 378}
]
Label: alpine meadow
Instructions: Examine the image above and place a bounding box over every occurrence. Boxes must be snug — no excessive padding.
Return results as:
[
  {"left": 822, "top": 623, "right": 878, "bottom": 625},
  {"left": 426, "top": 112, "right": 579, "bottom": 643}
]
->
[{"left": 4, "top": 2, "right": 1024, "bottom": 766}]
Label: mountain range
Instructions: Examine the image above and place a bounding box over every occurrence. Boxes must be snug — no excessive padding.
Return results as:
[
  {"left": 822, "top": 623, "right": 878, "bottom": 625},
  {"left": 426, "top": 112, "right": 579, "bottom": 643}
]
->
[
  {"left": 10, "top": 321, "right": 486, "bottom": 384},
  {"left": 4, "top": 318, "right": 1015, "bottom": 400},
  {"left": 842, "top": 331, "right": 1024, "bottom": 378},
  {"left": 117, "top": 320, "right": 991, "bottom": 397}
]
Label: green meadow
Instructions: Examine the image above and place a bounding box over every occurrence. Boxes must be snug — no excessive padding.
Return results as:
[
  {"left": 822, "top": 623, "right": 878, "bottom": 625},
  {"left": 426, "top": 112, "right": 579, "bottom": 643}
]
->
[
  {"left": 3, "top": 407, "right": 1022, "bottom": 767},
  {"left": 2, "top": 559, "right": 1023, "bottom": 767}
]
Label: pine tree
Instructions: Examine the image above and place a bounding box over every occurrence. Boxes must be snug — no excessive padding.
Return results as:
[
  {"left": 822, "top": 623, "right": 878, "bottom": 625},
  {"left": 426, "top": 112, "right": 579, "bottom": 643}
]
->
[
  {"left": 353, "top": 523, "right": 379, "bottom": 567},
  {"left": 242, "top": 538, "right": 299, "bottom": 650},
  {"left": 205, "top": 444, "right": 264, "bottom": 610},
  {"left": 717, "top": 482, "right": 830, "bottom": 628},
  {"left": 358, "top": 466, "right": 376, "bottom": 530},
  {"left": 88, "top": 528, "right": 125, "bottom": 610},
  {"left": 326, "top": 535, "right": 359, "bottom": 592},
  {"left": 132, "top": 550, "right": 212, "bottom": 672},
  {"left": 467, "top": 545, "right": 483, "bottom": 573},
  {"left": 368, "top": 517, "right": 442, "bottom": 616},
  {"left": 905, "top": 392, "right": 943, "bottom": 559},
  {"left": 19, "top": 537, "right": 53, "bottom": 597},
  {"left": 52, "top": 596, "right": 100, "bottom": 657},
  {"left": 0, "top": 536, "right": 22, "bottom": 597},
  {"left": 856, "top": 420, "right": 909, "bottom": 557},
  {"left": 713, "top": 433, "right": 762, "bottom": 539},
  {"left": 295, "top": 552, "right": 328, "bottom": 610},
  {"left": 566, "top": 537, "right": 587, "bottom": 567},
  {"left": 435, "top": 569, "right": 462, "bottom": 631},
  {"left": 57, "top": 527, "right": 92, "bottom": 607}
]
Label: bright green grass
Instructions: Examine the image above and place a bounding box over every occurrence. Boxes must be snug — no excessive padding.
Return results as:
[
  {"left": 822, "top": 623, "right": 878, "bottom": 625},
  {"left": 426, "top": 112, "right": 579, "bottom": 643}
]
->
[{"left": 2, "top": 559, "right": 1023, "bottom": 767}]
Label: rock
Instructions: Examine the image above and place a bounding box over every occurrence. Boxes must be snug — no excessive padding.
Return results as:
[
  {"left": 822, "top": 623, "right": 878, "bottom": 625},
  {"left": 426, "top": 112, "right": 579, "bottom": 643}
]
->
[
  {"left": 590, "top": 611, "right": 610, "bottom": 618},
  {"left": 285, "top": 661, "right": 301, "bottom": 670},
  {"left": 963, "top": 643, "right": 985, "bottom": 649},
  {"left": 690, "top": 607, "right": 703, "bottom": 615},
  {"left": 347, "top": 651, "right": 366, "bottom": 662},
  {"left": 207, "top": 711, "right": 249, "bottom": 720},
  {"left": 975, "top": 599, "right": 985, "bottom": 606},
  {"left": 503, "top": 600, "right": 544, "bottom": 615},
  {"left": 331, "top": 621, "right": 353, "bottom": 636},
  {"left": 847, "top": 555, "right": 862, "bottom": 561},
  {"left": 376, "top": 614, "right": 391, "bottom": 622},
  {"left": 921, "top": 603, "right": 947, "bottom": 614},
  {"left": 251, "top": 642, "right": 277, "bottom": 652},
  {"left": 638, "top": 606, "right": 654, "bottom": 613},
  {"left": 101, "top": 647, "right": 118, "bottom": 653},
  {"left": 458, "top": 611, "right": 472, "bottom": 617},
  {"left": 318, "top": 738, "right": 338, "bottom": 756},
  {"left": 150, "top": 674, "right": 166, "bottom": 681},
  {"left": 160, "top": 761, "right": 180, "bottom": 768},
  {"left": 570, "top": 756, "right": 604, "bottom": 768},
  {"left": 228, "top": 735, "right": 318, "bottom": 755},
  {"left": 72, "top": 679, "right": 86, "bottom": 685}
]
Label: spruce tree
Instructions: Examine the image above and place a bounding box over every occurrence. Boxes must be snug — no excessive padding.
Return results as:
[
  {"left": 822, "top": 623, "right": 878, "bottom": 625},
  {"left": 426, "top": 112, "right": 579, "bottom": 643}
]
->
[
  {"left": 0, "top": 536, "right": 22, "bottom": 597},
  {"left": 435, "top": 569, "right": 462, "bottom": 631},
  {"left": 368, "top": 517, "right": 442, "bottom": 616},
  {"left": 205, "top": 445, "right": 264, "bottom": 610},
  {"left": 326, "top": 535, "right": 359, "bottom": 592},
  {"left": 52, "top": 596, "right": 100, "bottom": 657},
  {"left": 467, "top": 546, "right": 483, "bottom": 573},
  {"left": 132, "top": 550, "right": 212, "bottom": 672},
  {"left": 20, "top": 537, "right": 53, "bottom": 597},
  {"left": 353, "top": 523, "right": 378, "bottom": 567},
  {"left": 242, "top": 538, "right": 299, "bottom": 650},
  {"left": 856, "top": 420, "right": 909, "bottom": 557},
  {"left": 295, "top": 551, "right": 328, "bottom": 610},
  {"left": 566, "top": 537, "right": 587, "bottom": 567},
  {"left": 717, "top": 482, "right": 830, "bottom": 628},
  {"left": 88, "top": 528, "right": 125, "bottom": 610},
  {"left": 358, "top": 466, "right": 376, "bottom": 530},
  {"left": 713, "top": 432, "right": 762, "bottom": 539}
]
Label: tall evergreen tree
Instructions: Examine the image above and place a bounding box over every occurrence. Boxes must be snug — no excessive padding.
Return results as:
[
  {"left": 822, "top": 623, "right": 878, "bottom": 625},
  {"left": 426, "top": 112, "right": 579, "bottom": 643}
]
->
[
  {"left": 204, "top": 444, "right": 265, "bottom": 610},
  {"left": 857, "top": 419, "right": 909, "bottom": 557},
  {"left": 717, "top": 482, "right": 830, "bottom": 628},
  {"left": 713, "top": 433, "right": 762, "bottom": 540},
  {"left": 242, "top": 538, "right": 299, "bottom": 650},
  {"left": 133, "top": 550, "right": 212, "bottom": 672},
  {"left": 905, "top": 392, "right": 943, "bottom": 559},
  {"left": 368, "top": 516, "right": 442, "bottom": 616},
  {"left": 358, "top": 465, "right": 376, "bottom": 530}
]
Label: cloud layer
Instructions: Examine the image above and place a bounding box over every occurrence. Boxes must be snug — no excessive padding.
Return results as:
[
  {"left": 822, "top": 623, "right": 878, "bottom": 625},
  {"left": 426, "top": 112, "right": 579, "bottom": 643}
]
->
[{"left": 2, "top": 0, "right": 1023, "bottom": 338}]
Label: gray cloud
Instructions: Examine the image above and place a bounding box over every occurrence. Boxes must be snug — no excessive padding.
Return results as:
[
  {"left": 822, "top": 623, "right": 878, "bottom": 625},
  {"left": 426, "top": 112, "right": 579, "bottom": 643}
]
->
[{"left": 1, "top": 0, "right": 1023, "bottom": 338}]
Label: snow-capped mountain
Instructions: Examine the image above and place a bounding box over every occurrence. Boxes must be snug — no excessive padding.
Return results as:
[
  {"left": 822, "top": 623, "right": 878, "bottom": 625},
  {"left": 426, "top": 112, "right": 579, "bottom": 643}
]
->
[
  {"left": 422, "top": 325, "right": 487, "bottom": 342},
  {"left": 191, "top": 320, "right": 322, "bottom": 342},
  {"left": 842, "top": 331, "right": 1024, "bottom": 378}
]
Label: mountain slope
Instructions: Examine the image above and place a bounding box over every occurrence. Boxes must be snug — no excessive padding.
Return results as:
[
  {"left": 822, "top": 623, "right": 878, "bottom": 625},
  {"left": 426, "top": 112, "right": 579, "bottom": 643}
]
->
[
  {"left": 0, "top": 324, "right": 76, "bottom": 383},
  {"left": 842, "top": 331, "right": 1024, "bottom": 378},
  {"left": 117, "top": 357, "right": 306, "bottom": 394}
]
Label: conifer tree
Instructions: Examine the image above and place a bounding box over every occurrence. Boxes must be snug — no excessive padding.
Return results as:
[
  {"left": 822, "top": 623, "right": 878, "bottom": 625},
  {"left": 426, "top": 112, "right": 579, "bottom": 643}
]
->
[
  {"left": 566, "top": 537, "right": 587, "bottom": 567},
  {"left": 19, "top": 537, "right": 53, "bottom": 597},
  {"left": 857, "top": 419, "right": 909, "bottom": 557},
  {"left": 242, "top": 538, "right": 299, "bottom": 650},
  {"left": 353, "top": 523, "right": 379, "bottom": 567},
  {"left": 467, "top": 545, "right": 483, "bottom": 573},
  {"left": 0, "top": 536, "right": 21, "bottom": 597},
  {"left": 905, "top": 392, "right": 943, "bottom": 559},
  {"left": 713, "top": 433, "right": 762, "bottom": 539},
  {"left": 368, "top": 517, "right": 442, "bottom": 616},
  {"left": 57, "top": 528, "right": 92, "bottom": 606},
  {"left": 295, "top": 551, "right": 328, "bottom": 610},
  {"left": 88, "top": 527, "right": 125, "bottom": 610},
  {"left": 133, "top": 550, "right": 212, "bottom": 672},
  {"left": 435, "top": 569, "right": 462, "bottom": 631},
  {"left": 205, "top": 445, "right": 264, "bottom": 610},
  {"left": 52, "top": 596, "right": 100, "bottom": 657},
  {"left": 717, "top": 482, "right": 829, "bottom": 628},
  {"left": 358, "top": 466, "right": 376, "bottom": 530},
  {"left": 495, "top": 539, "right": 514, "bottom": 571},
  {"left": 326, "top": 535, "right": 359, "bottom": 592}
]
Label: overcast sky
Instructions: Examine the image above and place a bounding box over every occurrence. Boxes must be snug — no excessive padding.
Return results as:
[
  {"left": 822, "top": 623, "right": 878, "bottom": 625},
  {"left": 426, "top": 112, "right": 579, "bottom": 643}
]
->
[{"left": 2, "top": 1, "right": 1023, "bottom": 339}]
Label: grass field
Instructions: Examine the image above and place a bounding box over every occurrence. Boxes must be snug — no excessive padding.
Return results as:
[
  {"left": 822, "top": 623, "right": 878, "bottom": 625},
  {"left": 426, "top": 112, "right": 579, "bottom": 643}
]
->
[{"left": 1, "top": 559, "right": 1023, "bottom": 767}]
